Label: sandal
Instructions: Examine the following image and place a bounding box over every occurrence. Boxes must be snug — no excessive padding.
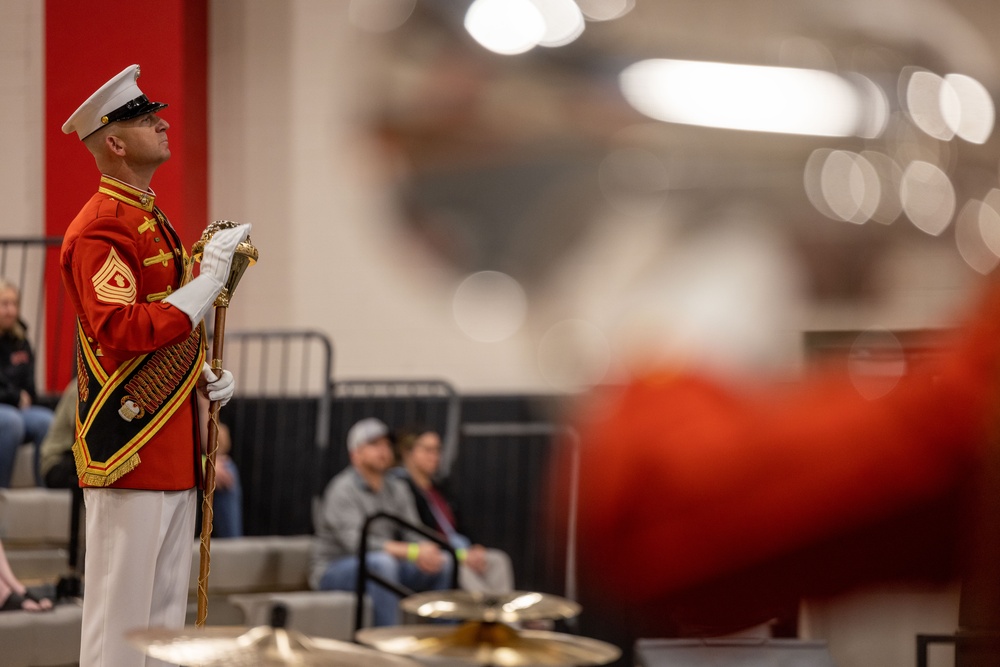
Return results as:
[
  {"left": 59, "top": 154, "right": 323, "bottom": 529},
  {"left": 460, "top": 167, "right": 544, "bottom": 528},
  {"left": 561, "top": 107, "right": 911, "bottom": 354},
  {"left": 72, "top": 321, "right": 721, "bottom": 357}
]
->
[
  {"left": 0, "top": 592, "right": 25, "bottom": 612},
  {"left": 23, "top": 591, "right": 54, "bottom": 611},
  {"left": 0, "top": 591, "right": 54, "bottom": 612}
]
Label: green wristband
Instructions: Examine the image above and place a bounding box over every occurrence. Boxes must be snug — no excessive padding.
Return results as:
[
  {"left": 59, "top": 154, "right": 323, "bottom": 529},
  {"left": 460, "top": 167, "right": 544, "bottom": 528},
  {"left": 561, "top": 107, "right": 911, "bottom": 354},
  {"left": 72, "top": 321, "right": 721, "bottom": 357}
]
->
[{"left": 407, "top": 543, "right": 419, "bottom": 562}]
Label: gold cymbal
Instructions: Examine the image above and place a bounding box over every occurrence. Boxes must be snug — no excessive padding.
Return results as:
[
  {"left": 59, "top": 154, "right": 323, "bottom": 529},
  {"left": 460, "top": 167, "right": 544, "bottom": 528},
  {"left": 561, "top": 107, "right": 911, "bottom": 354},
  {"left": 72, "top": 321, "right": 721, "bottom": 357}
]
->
[
  {"left": 356, "top": 621, "right": 621, "bottom": 666},
  {"left": 401, "top": 590, "right": 582, "bottom": 622},
  {"left": 126, "top": 624, "right": 421, "bottom": 666}
]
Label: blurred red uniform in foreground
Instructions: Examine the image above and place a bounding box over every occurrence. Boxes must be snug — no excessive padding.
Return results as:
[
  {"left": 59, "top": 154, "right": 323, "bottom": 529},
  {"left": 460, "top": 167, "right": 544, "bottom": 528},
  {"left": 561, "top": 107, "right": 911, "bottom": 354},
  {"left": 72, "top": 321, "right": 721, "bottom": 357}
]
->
[{"left": 563, "top": 281, "right": 1000, "bottom": 636}]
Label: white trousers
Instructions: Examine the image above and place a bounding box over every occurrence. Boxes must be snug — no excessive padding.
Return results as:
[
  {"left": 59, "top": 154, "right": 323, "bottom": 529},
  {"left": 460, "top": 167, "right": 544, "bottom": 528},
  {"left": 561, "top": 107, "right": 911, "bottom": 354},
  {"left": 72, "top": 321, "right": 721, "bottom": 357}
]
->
[{"left": 80, "top": 488, "right": 196, "bottom": 667}]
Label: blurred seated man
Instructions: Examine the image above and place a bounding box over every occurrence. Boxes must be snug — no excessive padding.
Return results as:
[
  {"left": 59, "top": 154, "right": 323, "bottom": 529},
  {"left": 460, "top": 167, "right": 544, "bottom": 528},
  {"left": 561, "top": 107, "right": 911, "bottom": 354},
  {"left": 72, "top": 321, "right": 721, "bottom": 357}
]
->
[
  {"left": 309, "top": 418, "right": 453, "bottom": 627},
  {"left": 394, "top": 426, "right": 513, "bottom": 594}
]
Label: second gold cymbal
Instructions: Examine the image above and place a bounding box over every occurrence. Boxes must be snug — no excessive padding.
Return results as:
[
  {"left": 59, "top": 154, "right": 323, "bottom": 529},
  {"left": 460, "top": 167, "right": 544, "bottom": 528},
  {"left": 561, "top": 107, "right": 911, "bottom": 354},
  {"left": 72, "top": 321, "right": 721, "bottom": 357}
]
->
[
  {"left": 401, "top": 590, "right": 582, "bottom": 623},
  {"left": 356, "top": 621, "right": 621, "bottom": 666}
]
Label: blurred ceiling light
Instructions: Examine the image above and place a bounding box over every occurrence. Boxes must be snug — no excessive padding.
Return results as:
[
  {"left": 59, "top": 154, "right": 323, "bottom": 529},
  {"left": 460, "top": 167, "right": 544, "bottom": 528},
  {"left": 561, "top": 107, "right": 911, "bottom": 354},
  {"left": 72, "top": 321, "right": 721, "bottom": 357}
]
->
[
  {"left": 452, "top": 270, "right": 528, "bottom": 342},
  {"left": 620, "top": 59, "right": 866, "bottom": 137},
  {"left": 955, "top": 199, "right": 1000, "bottom": 275},
  {"left": 465, "top": 0, "right": 546, "bottom": 55},
  {"left": 804, "top": 149, "right": 839, "bottom": 221},
  {"left": 530, "top": 0, "right": 585, "bottom": 47},
  {"left": 899, "top": 160, "right": 955, "bottom": 236},
  {"left": 848, "top": 74, "right": 891, "bottom": 139},
  {"left": 348, "top": 0, "right": 416, "bottom": 32},
  {"left": 537, "top": 319, "right": 611, "bottom": 391},
  {"left": 819, "top": 150, "right": 880, "bottom": 224},
  {"left": 940, "top": 73, "right": 995, "bottom": 144},
  {"left": 904, "top": 69, "right": 955, "bottom": 141},
  {"left": 860, "top": 151, "right": 903, "bottom": 225},
  {"left": 575, "top": 0, "right": 634, "bottom": 21}
]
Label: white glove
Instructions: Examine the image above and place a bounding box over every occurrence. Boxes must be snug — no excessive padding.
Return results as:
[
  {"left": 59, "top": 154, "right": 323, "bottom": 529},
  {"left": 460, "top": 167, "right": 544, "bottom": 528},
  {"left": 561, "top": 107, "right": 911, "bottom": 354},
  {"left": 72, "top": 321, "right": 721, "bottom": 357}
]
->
[
  {"left": 164, "top": 224, "right": 251, "bottom": 328},
  {"left": 199, "top": 224, "right": 251, "bottom": 284},
  {"left": 201, "top": 363, "right": 235, "bottom": 406}
]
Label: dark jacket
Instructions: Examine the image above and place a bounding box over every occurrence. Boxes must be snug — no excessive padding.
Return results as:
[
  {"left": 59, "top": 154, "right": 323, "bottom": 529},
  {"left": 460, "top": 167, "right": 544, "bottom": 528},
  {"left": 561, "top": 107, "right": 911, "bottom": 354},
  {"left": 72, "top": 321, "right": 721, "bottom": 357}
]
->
[{"left": 0, "top": 320, "right": 37, "bottom": 406}]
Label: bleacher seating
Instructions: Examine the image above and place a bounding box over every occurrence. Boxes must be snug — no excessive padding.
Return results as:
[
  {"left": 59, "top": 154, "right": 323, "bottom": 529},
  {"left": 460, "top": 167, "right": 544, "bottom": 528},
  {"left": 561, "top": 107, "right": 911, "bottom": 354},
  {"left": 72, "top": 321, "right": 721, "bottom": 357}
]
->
[
  {"left": 0, "top": 531, "right": 361, "bottom": 666},
  {"left": 183, "top": 534, "right": 363, "bottom": 633}
]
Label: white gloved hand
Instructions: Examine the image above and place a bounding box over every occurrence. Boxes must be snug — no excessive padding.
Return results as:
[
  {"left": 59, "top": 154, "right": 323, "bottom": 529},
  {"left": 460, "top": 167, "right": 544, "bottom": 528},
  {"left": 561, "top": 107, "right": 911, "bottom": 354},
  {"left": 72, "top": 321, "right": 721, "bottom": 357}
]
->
[
  {"left": 201, "top": 363, "right": 235, "bottom": 406},
  {"left": 164, "top": 223, "right": 252, "bottom": 328},
  {"left": 199, "top": 223, "right": 251, "bottom": 284}
]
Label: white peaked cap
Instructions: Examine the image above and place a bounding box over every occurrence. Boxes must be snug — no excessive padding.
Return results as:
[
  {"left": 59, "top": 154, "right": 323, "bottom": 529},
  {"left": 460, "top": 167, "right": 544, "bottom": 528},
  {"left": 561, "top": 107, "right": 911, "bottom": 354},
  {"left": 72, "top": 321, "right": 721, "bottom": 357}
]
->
[{"left": 62, "top": 64, "right": 168, "bottom": 140}]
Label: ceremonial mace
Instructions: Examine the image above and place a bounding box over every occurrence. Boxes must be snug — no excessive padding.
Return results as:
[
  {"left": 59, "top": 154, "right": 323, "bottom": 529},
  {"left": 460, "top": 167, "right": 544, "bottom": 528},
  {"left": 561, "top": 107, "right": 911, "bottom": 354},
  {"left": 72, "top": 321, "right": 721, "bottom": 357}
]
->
[{"left": 190, "top": 221, "right": 258, "bottom": 627}]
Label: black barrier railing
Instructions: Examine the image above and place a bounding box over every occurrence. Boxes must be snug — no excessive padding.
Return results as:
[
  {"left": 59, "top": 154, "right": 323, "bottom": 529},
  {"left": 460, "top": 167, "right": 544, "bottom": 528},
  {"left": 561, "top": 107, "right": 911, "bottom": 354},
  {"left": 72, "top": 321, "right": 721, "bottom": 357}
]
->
[
  {"left": 353, "top": 511, "right": 461, "bottom": 634},
  {"left": 219, "top": 329, "right": 334, "bottom": 536},
  {"left": 455, "top": 422, "right": 578, "bottom": 607},
  {"left": 333, "top": 379, "right": 460, "bottom": 469}
]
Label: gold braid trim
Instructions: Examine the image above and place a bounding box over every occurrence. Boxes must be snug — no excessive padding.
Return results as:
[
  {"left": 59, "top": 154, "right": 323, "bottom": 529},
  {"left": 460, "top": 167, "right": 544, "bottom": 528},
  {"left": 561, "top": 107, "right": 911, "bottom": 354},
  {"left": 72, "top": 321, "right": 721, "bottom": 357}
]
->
[
  {"left": 76, "top": 344, "right": 89, "bottom": 402},
  {"left": 73, "top": 439, "right": 141, "bottom": 487},
  {"left": 124, "top": 330, "right": 201, "bottom": 415}
]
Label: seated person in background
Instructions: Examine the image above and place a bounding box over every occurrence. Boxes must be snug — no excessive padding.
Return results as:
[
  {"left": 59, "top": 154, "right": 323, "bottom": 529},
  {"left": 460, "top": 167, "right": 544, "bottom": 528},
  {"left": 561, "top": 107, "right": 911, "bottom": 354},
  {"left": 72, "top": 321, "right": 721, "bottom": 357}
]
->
[
  {"left": 0, "top": 278, "right": 54, "bottom": 487},
  {"left": 206, "top": 421, "right": 243, "bottom": 539},
  {"left": 40, "top": 381, "right": 79, "bottom": 489},
  {"left": 196, "top": 393, "right": 244, "bottom": 538},
  {"left": 310, "top": 418, "right": 453, "bottom": 627},
  {"left": 0, "top": 537, "right": 53, "bottom": 612},
  {"left": 394, "top": 426, "right": 514, "bottom": 594}
]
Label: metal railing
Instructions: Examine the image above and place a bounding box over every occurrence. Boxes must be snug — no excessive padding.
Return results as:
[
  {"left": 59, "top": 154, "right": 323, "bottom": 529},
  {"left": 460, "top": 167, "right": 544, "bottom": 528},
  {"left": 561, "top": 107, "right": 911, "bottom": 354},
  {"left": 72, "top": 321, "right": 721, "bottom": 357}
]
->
[{"left": 353, "top": 511, "right": 460, "bottom": 634}]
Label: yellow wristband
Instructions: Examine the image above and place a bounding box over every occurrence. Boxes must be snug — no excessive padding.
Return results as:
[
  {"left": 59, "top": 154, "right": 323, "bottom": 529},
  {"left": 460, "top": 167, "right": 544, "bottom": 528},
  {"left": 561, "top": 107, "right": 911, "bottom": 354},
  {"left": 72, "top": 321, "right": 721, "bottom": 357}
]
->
[
  {"left": 456, "top": 548, "right": 468, "bottom": 562},
  {"left": 407, "top": 543, "right": 419, "bottom": 562}
]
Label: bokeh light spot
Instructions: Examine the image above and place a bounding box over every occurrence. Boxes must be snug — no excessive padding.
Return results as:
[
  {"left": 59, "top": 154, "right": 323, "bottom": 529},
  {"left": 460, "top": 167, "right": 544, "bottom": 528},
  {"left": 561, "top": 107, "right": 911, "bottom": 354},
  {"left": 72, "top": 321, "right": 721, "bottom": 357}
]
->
[
  {"left": 955, "top": 199, "right": 1000, "bottom": 275},
  {"left": 900, "top": 161, "right": 955, "bottom": 236},
  {"left": 452, "top": 271, "right": 528, "bottom": 342},
  {"left": 818, "top": 150, "right": 879, "bottom": 224},
  {"left": 348, "top": 0, "right": 416, "bottom": 33},
  {"left": 465, "top": 0, "right": 545, "bottom": 55},
  {"left": 904, "top": 69, "right": 955, "bottom": 141},
  {"left": 941, "top": 73, "right": 994, "bottom": 144}
]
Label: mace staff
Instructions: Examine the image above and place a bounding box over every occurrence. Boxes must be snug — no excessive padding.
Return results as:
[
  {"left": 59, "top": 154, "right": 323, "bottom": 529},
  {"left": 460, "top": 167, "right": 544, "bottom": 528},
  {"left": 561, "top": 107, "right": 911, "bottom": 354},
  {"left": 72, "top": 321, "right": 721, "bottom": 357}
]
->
[{"left": 190, "top": 220, "right": 258, "bottom": 628}]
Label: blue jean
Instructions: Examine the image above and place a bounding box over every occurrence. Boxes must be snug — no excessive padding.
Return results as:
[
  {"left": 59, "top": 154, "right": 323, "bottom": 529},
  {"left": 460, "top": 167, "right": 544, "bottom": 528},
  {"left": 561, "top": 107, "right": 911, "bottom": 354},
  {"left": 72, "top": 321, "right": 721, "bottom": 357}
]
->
[
  {"left": 0, "top": 403, "right": 54, "bottom": 487},
  {"left": 318, "top": 551, "right": 454, "bottom": 626},
  {"left": 212, "top": 457, "right": 243, "bottom": 538}
]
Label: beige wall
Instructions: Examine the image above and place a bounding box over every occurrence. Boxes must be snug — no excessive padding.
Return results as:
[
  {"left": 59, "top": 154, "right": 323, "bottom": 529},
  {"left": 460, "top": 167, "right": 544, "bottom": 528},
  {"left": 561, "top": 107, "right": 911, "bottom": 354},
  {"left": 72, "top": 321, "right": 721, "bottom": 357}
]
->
[
  {"left": 0, "top": 0, "right": 43, "bottom": 238},
  {"left": 206, "top": 0, "right": 545, "bottom": 392}
]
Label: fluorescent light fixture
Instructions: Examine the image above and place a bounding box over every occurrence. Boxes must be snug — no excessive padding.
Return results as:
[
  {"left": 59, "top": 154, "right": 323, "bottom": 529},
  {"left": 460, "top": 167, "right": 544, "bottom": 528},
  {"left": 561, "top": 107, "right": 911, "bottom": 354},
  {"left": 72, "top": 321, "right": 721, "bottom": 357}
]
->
[
  {"left": 620, "top": 59, "right": 866, "bottom": 137},
  {"left": 465, "top": 0, "right": 546, "bottom": 55}
]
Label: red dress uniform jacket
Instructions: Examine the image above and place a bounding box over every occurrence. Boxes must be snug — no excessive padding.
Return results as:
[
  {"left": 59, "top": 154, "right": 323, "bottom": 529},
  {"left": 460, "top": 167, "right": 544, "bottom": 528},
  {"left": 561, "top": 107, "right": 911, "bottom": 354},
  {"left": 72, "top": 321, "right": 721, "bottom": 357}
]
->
[
  {"left": 563, "top": 278, "right": 1000, "bottom": 634},
  {"left": 61, "top": 175, "right": 201, "bottom": 490}
]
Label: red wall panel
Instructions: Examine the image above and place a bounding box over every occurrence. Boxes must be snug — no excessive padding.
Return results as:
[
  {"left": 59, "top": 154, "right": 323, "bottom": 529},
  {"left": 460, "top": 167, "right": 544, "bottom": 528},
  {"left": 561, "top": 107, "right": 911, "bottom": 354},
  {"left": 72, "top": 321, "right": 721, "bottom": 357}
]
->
[{"left": 44, "top": 0, "right": 208, "bottom": 390}]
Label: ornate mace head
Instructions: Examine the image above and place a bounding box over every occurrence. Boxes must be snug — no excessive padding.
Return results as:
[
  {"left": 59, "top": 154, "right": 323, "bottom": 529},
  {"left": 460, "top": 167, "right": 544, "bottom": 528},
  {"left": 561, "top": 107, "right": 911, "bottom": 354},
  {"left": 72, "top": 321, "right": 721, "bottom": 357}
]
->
[{"left": 190, "top": 220, "right": 259, "bottom": 308}]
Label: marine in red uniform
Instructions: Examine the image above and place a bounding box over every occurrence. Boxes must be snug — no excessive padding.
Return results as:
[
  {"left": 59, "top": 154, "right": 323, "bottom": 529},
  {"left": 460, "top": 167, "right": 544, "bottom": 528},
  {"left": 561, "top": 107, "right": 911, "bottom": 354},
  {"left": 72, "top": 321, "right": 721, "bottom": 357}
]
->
[
  {"left": 562, "top": 278, "right": 1000, "bottom": 638},
  {"left": 61, "top": 64, "right": 249, "bottom": 667}
]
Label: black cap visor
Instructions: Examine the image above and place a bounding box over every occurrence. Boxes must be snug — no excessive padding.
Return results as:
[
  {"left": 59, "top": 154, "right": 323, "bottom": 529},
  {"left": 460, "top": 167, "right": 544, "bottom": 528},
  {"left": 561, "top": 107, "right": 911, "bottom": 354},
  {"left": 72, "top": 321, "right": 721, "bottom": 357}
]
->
[{"left": 101, "top": 95, "right": 169, "bottom": 127}]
